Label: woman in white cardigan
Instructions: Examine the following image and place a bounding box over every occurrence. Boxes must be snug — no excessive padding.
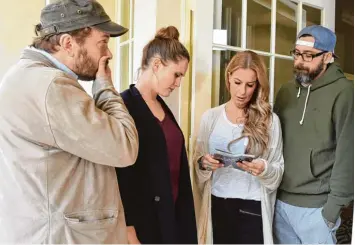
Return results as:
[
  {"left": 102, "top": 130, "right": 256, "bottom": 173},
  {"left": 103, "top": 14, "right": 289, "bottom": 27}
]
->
[{"left": 192, "top": 50, "right": 284, "bottom": 244}]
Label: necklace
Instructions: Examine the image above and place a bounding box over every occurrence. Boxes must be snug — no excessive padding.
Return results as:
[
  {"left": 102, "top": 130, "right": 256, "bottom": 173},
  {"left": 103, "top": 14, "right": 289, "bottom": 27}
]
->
[{"left": 225, "top": 103, "right": 246, "bottom": 124}]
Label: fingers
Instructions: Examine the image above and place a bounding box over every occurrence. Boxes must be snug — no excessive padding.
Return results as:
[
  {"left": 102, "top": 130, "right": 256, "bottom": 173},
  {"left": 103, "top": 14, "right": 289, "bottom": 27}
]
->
[
  {"left": 96, "top": 56, "right": 112, "bottom": 80},
  {"left": 236, "top": 161, "right": 250, "bottom": 172},
  {"left": 202, "top": 154, "right": 224, "bottom": 171},
  {"left": 127, "top": 226, "right": 141, "bottom": 244},
  {"left": 204, "top": 154, "right": 220, "bottom": 164},
  {"left": 237, "top": 160, "right": 265, "bottom": 176},
  {"left": 98, "top": 56, "right": 111, "bottom": 71},
  {"left": 99, "top": 55, "right": 111, "bottom": 65}
]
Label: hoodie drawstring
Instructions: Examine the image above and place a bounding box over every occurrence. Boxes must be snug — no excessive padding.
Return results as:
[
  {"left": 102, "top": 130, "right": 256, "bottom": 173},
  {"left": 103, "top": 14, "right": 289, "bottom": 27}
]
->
[
  {"left": 297, "top": 87, "right": 301, "bottom": 98},
  {"left": 298, "top": 85, "right": 311, "bottom": 125}
]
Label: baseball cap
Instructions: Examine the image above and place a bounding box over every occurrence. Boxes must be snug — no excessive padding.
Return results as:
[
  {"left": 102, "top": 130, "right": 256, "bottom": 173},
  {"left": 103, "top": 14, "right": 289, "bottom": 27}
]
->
[
  {"left": 296, "top": 25, "right": 338, "bottom": 58},
  {"left": 35, "top": 0, "right": 128, "bottom": 38}
]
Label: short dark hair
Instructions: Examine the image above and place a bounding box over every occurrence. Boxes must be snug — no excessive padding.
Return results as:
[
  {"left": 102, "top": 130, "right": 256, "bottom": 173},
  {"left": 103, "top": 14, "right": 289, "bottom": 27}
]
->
[
  {"left": 299, "top": 34, "right": 313, "bottom": 38},
  {"left": 30, "top": 27, "right": 92, "bottom": 54},
  {"left": 141, "top": 26, "right": 190, "bottom": 70}
]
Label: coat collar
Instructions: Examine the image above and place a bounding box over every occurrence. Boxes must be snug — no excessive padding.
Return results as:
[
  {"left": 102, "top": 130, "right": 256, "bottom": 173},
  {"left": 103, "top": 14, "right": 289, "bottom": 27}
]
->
[{"left": 128, "top": 84, "right": 178, "bottom": 125}]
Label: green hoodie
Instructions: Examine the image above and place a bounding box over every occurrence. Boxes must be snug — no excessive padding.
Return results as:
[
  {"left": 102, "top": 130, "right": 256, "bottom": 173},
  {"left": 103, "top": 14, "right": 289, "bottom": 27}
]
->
[{"left": 274, "top": 63, "right": 354, "bottom": 224}]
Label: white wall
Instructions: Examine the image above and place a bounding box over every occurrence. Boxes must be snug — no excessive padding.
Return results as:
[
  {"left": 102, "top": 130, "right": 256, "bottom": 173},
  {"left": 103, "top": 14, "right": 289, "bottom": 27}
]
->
[
  {"left": 0, "top": 0, "right": 45, "bottom": 81},
  {"left": 133, "top": 0, "right": 184, "bottom": 122},
  {"left": 156, "top": 0, "right": 183, "bottom": 121},
  {"left": 133, "top": 0, "right": 157, "bottom": 77}
]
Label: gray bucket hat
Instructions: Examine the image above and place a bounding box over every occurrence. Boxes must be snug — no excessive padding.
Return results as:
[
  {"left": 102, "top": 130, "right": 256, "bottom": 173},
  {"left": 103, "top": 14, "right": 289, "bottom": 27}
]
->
[{"left": 35, "top": 0, "right": 128, "bottom": 37}]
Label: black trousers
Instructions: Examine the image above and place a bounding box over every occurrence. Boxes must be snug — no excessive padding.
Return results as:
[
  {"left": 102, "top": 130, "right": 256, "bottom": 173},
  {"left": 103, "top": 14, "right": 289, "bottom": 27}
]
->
[{"left": 211, "top": 195, "right": 264, "bottom": 244}]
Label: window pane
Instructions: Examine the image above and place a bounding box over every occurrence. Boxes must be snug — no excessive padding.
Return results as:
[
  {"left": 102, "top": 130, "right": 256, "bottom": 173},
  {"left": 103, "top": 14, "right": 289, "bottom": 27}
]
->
[
  {"left": 130, "top": 42, "right": 134, "bottom": 83},
  {"left": 246, "top": 0, "right": 272, "bottom": 52},
  {"left": 212, "top": 50, "right": 270, "bottom": 107},
  {"left": 302, "top": 4, "right": 321, "bottom": 28},
  {"left": 275, "top": 0, "right": 297, "bottom": 55},
  {"left": 120, "top": 44, "right": 130, "bottom": 91},
  {"left": 274, "top": 58, "right": 294, "bottom": 100},
  {"left": 335, "top": 0, "right": 354, "bottom": 76},
  {"left": 213, "top": 0, "right": 242, "bottom": 47},
  {"left": 118, "top": 0, "right": 131, "bottom": 43}
]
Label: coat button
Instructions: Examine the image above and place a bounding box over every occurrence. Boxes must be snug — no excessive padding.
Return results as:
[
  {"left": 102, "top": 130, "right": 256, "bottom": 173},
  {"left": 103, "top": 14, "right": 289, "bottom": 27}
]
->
[{"left": 154, "top": 196, "right": 160, "bottom": 202}]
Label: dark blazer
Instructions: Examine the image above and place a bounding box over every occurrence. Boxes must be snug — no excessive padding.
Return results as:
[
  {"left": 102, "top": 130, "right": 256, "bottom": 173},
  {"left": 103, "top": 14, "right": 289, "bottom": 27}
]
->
[{"left": 116, "top": 85, "right": 197, "bottom": 244}]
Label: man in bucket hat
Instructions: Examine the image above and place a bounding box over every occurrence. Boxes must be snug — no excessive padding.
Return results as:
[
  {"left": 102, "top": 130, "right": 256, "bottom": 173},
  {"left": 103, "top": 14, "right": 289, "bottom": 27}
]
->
[
  {"left": 0, "top": 0, "right": 138, "bottom": 243},
  {"left": 273, "top": 25, "right": 353, "bottom": 244}
]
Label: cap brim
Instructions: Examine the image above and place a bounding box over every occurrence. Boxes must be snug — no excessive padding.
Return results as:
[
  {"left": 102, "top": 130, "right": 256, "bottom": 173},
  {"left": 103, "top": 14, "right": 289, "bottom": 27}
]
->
[{"left": 93, "top": 21, "right": 128, "bottom": 37}]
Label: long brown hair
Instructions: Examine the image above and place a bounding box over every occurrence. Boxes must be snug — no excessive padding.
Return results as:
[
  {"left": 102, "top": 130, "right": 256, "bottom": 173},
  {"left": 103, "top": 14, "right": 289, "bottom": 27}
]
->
[
  {"left": 226, "top": 51, "right": 272, "bottom": 156},
  {"left": 141, "top": 26, "right": 190, "bottom": 70}
]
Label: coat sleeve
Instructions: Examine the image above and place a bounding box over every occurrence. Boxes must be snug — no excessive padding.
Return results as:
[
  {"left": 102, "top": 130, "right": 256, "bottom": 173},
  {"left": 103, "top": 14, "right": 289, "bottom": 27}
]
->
[
  {"left": 257, "top": 113, "right": 285, "bottom": 193},
  {"left": 45, "top": 76, "right": 138, "bottom": 167},
  {"left": 116, "top": 165, "right": 139, "bottom": 226}
]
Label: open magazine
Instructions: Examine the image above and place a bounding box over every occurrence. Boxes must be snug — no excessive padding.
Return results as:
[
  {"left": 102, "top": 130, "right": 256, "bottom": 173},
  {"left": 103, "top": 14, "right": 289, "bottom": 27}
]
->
[{"left": 213, "top": 148, "right": 256, "bottom": 171}]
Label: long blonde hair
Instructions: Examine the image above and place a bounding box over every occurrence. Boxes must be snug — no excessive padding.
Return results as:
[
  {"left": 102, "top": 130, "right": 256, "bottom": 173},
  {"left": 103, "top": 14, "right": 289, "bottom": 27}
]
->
[{"left": 226, "top": 51, "right": 272, "bottom": 156}]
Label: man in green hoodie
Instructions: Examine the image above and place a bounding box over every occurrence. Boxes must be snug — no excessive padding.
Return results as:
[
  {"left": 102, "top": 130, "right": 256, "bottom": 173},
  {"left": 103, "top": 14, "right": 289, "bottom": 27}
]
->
[{"left": 273, "top": 25, "right": 353, "bottom": 244}]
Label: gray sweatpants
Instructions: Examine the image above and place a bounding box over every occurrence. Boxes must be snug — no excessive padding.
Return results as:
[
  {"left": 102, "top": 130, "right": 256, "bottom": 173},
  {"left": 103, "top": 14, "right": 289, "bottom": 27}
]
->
[{"left": 273, "top": 200, "right": 341, "bottom": 244}]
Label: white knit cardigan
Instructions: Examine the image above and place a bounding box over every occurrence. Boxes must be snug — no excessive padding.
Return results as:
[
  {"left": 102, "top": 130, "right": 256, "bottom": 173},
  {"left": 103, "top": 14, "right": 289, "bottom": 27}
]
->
[{"left": 191, "top": 104, "right": 284, "bottom": 244}]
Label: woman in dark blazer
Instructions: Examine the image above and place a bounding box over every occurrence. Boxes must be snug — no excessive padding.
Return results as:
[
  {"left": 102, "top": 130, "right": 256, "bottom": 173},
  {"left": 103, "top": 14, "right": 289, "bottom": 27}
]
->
[{"left": 116, "top": 26, "right": 197, "bottom": 244}]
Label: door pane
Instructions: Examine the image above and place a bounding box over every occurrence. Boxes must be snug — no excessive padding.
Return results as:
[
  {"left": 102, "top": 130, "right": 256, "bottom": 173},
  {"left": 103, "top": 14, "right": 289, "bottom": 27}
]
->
[
  {"left": 131, "top": 0, "right": 135, "bottom": 38},
  {"left": 246, "top": 0, "right": 272, "bottom": 52},
  {"left": 213, "top": 0, "right": 243, "bottom": 48},
  {"left": 274, "top": 58, "right": 294, "bottom": 100},
  {"left": 302, "top": 4, "right": 322, "bottom": 27},
  {"left": 119, "top": 44, "right": 130, "bottom": 91},
  {"left": 276, "top": 0, "right": 297, "bottom": 55},
  {"left": 212, "top": 50, "right": 270, "bottom": 107}
]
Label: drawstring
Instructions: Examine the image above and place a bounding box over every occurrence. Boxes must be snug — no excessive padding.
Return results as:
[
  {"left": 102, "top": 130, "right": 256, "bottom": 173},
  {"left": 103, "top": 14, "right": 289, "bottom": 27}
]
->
[{"left": 299, "top": 85, "right": 312, "bottom": 125}]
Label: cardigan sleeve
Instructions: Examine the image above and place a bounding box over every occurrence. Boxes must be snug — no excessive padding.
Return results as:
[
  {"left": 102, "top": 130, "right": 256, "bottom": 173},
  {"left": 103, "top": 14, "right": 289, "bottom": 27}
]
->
[
  {"left": 257, "top": 113, "right": 285, "bottom": 193},
  {"left": 192, "top": 111, "right": 213, "bottom": 192}
]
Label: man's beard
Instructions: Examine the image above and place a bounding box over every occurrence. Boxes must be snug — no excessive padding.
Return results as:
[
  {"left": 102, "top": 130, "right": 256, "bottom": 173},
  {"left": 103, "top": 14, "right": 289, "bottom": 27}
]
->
[
  {"left": 74, "top": 48, "right": 98, "bottom": 81},
  {"left": 293, "top": 60, "right": 324, "bottom": 85}
]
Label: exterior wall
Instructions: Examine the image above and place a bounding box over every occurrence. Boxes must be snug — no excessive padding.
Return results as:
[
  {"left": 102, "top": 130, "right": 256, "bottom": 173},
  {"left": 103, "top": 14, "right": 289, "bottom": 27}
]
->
[
  {"left": 0, "top": 0, "right": 45, "bottom": 81},
  {"left": 156, "top": 0, "right": 183, "bottom": 122},
  {"left": 0, "top": 0, "right": 117, "bottom": 95}
]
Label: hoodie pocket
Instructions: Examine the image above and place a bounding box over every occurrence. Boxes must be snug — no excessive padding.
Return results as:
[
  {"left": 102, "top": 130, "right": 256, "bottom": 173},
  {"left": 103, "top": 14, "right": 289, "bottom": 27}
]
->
[
  {"left": 311, "top": 143, "right": 335, "bottom": 192},
  {"left": 307, "top": 148, "right": 317, "bottom": 179},
  {"left": 64, "top": 209, "right": 118, "bottom": 243}
]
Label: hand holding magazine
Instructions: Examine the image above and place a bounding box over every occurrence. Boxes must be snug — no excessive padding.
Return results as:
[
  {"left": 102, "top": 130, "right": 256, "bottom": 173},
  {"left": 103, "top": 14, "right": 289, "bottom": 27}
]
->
[{"left": 213, "top": 148, "right": 256, "bottom": 171}]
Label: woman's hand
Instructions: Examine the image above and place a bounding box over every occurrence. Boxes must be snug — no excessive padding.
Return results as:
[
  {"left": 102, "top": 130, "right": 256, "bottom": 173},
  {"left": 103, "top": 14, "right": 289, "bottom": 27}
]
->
[
  {"left": 237, "top": 159, "right": 266, "bottom": 176},
  {"left": 201, "top": 154, "right": 224, "bottom": 171},
  {"left": 127, "top": 226, "right": 141, "bottom": 244}
]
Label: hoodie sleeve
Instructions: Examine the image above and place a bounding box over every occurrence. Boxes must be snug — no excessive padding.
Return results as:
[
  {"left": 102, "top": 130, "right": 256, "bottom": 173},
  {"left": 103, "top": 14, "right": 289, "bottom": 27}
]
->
[
  {"left": 273, "top": 84, "right": 285, "bottom": 116},
  {"left": 257, "top": 113, "right": 285, "bottom": 193},
  {"left": 322, "top": 85, "right": 354, "bottom": 224},
  {"left": 45, "top": 76, "right": 139, "bottom": 167}
]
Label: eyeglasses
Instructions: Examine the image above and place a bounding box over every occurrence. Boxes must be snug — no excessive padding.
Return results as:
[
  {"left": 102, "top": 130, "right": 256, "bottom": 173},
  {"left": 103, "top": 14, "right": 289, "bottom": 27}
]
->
[{"left": 290, "top": 49, "right": 327, "bottom": 62}]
